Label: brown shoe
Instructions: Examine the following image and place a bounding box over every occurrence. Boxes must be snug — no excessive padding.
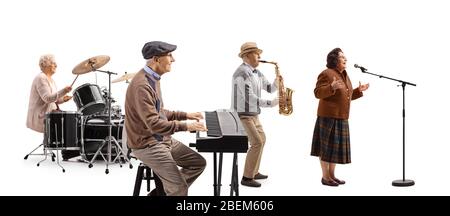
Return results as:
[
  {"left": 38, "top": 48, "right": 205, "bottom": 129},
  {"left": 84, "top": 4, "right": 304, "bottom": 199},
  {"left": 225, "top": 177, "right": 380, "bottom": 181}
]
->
[
  {"left": 254, "top": 173, "right": 268, "bottom": 180},
  {"left": 332, "top": 177, "right": 345, "bottom": 185},
  {"left": 321, "top": 178, "right": 339, "bottom": 187},
  {"left": 241, "top": 178, "right": 261, "bottom": 187}
]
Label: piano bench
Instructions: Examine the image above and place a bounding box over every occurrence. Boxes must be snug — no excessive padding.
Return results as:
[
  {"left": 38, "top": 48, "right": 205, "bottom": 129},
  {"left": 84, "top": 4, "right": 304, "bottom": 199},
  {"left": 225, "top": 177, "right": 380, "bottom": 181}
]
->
[{"left": 133, "top": 163, "right": 165, "bottom": 196}]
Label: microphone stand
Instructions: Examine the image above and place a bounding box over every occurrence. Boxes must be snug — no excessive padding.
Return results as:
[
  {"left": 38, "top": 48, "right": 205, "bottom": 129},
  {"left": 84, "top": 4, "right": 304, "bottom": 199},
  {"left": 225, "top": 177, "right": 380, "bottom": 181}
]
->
[{"left": 359, "top": 68, "right": 416, "bottom": 187}]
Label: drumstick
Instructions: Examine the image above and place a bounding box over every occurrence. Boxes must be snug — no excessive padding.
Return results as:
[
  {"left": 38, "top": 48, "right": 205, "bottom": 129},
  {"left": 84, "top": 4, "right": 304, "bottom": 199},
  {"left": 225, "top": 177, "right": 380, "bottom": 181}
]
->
[{"left": 71, "top": 75, "right": 79, "bottom": 87}]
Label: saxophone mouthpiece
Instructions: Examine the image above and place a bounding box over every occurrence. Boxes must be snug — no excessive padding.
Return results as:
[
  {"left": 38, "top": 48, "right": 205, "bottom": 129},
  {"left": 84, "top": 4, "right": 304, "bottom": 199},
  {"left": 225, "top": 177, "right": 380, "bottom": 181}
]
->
[{"left": 259, "top": 60, "right": 277, "bottom": 65}]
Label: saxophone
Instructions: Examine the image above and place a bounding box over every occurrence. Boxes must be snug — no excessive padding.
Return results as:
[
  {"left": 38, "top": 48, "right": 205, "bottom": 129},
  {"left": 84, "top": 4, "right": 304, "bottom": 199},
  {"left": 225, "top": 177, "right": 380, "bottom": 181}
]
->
[{"left": 259, "top": 60, "right": 294, "bottom": 116}]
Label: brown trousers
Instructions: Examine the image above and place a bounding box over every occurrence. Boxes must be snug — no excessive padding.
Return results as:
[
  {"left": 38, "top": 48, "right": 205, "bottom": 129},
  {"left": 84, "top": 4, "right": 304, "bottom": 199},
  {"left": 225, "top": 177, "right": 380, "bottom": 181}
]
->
[
  {"left": 132, "top": 138, "right": 206, "bottom": 196},
  {"left": 240, "top": 115, "right": 266, "bottom": 179}
]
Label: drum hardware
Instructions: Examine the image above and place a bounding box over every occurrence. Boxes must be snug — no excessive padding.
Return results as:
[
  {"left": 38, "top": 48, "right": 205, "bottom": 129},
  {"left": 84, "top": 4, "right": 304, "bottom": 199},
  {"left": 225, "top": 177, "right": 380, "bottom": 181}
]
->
[
  {"left": 37, "top": 111, "right": 82, "bottom": 172},
  {"left": 81, "top": 118, "right": 125, "bottom": 161},
  {"left": 72, "top": 55, "right": 110, "bottom": 87},
  {"left": 72, "top": 56, "right": 132, "bottom": 174},
  {"left": 38, "top": 121, "right": 66, "bottom": 172},
  {"left": 77, "top": 116, "right": 90, "bottom": 163},
  {"left": 100, "top": 86, "right": 117, "bottom": 104},
  {"left": 92, "top": 105, "right": 122, "bottom": 120},
  {"left": 72, "top": 55, "right": 111, "bottom": 75},
  {"left": 23, "top": 143, "right": 56, "bottom": 162},
  {"left": 112, "top": 72, "right": 136, "bottom": 84}
]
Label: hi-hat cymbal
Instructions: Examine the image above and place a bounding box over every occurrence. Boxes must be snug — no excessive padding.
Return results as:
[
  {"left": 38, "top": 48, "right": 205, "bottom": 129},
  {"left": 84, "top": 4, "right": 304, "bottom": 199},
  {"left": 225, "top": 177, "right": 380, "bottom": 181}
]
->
[
  {"left": 112, "top": 72, "right": 136, "bottom": 83},
  {"left": 72, "top": 55, "right": 110, "bottom": 75}
]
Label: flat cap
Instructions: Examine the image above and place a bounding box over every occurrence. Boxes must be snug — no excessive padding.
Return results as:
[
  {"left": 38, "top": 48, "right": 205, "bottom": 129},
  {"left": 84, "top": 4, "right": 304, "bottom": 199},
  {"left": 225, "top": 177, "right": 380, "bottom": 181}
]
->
[{"left": 142, "top": 41, "right": 177, "bottom": 59}]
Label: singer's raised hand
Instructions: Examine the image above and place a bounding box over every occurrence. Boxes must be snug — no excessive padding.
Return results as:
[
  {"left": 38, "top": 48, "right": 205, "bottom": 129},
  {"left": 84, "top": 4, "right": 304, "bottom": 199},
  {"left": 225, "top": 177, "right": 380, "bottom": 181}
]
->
[
  {"left": 331, "top": 77, "right": 345, "bottom": 90},
  {"left": 358, "top": 81, "right": 370, "bottom": 91}
]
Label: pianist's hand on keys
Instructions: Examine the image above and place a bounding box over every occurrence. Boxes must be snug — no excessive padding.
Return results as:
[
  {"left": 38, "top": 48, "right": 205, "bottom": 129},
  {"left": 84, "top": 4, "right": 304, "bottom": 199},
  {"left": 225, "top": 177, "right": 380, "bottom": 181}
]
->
[
  {"left": 186, "top": 112, "right": 208, "bottom": 133},
  {"left": 186, "top": 112, "right": 204, "bottom": 121},
  {"left": 187, "top": 121, "right": 207, "bottom": 132}
]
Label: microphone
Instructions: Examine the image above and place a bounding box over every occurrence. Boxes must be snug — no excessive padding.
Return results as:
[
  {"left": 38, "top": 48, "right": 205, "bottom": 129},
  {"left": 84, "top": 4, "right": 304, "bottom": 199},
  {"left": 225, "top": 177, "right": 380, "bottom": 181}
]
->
[{"left": 354, "top": 64, "right": 367, "bottom": 72}]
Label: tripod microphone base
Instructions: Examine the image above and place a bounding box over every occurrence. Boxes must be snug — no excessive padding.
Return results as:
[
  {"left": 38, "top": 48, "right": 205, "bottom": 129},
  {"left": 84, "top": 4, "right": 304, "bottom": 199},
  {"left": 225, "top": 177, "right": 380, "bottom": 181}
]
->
[{"left": 392, "top": 179, "right": 415, "bottom": 187}]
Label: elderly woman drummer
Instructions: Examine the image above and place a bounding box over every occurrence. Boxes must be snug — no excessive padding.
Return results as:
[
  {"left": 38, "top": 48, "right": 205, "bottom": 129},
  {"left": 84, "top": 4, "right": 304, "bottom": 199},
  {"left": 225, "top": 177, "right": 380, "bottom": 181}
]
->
[{"left": 26, "top": 54, "right": 72, "bottom": 133}]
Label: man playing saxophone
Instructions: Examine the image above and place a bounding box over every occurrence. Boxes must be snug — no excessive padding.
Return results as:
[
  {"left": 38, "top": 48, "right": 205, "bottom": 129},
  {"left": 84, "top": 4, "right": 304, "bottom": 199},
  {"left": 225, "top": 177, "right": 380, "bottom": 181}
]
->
[{"left": 231, "top": 42, "right": 278, "bottom": 187}]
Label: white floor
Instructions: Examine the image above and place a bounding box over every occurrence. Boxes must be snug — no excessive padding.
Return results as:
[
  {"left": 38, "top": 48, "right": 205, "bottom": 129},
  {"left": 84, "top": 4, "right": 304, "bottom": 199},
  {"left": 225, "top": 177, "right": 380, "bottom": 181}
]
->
[
  {"left": 2, "top": 0, "right": 450, "bottom": 197},
  {"left": 3, "top": 115, "right": 447, "bottom": 197}
]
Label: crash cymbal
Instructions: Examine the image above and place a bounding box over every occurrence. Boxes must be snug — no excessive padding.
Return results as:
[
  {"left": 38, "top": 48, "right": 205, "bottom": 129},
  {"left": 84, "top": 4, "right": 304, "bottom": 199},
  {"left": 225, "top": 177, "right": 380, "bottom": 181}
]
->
[
  {"left": 72, "top": 55, "right": 110, "bottom": 75},
  {"left": 112, "top": 72, "right": 136, "bottom": 83}
]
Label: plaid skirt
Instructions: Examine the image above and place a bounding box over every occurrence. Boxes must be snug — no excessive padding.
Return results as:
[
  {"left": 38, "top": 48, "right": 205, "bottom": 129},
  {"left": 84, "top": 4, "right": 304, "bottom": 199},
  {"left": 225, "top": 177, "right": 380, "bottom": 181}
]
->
[{"left": 311, "top": 117, "right": 351, "bottom": 164}]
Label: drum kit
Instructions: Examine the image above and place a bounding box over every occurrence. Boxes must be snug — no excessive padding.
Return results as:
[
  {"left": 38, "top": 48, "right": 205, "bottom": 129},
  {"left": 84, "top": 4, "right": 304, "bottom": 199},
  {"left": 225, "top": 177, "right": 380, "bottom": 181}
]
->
[{"left": 31, "top": 55, "right": 136, "bottom": 173}]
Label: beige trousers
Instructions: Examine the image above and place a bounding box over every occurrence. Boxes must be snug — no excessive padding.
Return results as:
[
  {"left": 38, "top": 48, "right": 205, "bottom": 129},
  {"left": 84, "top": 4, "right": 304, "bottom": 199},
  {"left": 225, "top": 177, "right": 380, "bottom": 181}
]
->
[
  {"left": 240, "top": 115, "right": 266, "bottom": 179},
  {"left": 132, "top": 138, "right": 206, "bottom": 196}
]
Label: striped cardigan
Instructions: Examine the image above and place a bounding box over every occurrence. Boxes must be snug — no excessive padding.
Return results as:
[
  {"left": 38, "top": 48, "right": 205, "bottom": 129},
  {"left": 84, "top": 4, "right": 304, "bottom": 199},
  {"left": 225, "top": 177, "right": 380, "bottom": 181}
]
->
[{"left": 231, "top": 63, "right": 277, "bottom": 116}]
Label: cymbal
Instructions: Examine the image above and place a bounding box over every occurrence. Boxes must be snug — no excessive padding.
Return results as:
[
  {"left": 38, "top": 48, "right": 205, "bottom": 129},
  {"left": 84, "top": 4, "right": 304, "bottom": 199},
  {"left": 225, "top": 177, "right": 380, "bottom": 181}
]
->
[
  {"left": 72, "top": 55, "right": 110, "bottom": 75},
  {"left": 112, "top": 72, "right": 136, "bottom": 83}
]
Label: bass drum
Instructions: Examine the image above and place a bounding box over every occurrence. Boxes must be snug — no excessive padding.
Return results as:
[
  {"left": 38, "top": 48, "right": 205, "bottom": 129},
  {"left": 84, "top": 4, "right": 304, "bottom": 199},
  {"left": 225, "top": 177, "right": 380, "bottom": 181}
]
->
[{"left": 81, "top": 118, "right": 128, "bottom": 160}]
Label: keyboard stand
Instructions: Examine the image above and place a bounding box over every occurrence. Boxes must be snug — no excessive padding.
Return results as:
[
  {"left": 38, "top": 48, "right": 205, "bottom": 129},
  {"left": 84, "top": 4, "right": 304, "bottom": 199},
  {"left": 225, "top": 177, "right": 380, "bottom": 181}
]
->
[
  {"left": 191, "top": 110, "right": 247, "bottom": 196},
  {"left": 212, "top": 152, "right": 239, "bottom": 196},
  {"left": 230, "top": 152, "right": 239, "bottom": 196}
]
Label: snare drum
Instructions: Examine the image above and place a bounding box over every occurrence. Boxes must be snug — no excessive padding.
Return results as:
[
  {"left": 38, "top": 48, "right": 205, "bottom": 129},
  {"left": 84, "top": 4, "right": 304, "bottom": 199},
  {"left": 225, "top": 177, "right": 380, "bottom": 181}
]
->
[
  {"left": 44, "top": 111, "right": 81, "bottom": 150},
  {"left": 73, "top": 83, "right": 106, "bottom": 115}
]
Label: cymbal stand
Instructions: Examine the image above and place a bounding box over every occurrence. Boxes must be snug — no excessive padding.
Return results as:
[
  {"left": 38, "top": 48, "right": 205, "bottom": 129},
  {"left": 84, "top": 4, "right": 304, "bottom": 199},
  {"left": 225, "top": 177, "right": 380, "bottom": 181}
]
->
[{"left": 87, "top": 67, "right": 132, "bottom": 174}]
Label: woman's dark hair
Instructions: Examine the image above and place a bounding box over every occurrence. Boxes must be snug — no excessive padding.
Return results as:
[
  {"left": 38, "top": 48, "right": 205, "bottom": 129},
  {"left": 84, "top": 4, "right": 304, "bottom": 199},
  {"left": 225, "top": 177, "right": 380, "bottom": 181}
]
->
[{"left": 326, "top": 48, "right": 343, "bottom": 69}]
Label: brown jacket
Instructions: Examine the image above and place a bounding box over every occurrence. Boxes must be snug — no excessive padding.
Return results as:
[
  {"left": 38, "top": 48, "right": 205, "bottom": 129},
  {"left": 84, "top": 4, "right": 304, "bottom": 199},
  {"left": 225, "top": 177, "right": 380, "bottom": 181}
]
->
[
  {"left": 314, "top": 68, "right": 363, "bottom": 120},
  {"left": 125, "top": 70, "right": 187, "bottom": 149}
]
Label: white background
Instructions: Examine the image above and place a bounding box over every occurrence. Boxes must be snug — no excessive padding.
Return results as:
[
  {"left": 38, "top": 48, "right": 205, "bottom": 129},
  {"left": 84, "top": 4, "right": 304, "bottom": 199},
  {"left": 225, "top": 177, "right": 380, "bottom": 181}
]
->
[{"left": 0, "top": 0, "right": 448, "bottom": 196}]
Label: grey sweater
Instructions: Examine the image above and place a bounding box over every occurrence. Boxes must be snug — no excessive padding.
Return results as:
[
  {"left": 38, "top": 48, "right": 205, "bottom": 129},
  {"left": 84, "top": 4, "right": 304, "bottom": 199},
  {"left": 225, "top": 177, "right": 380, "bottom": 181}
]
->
[{"left": 231, "top": 63, "right": 277, "bottom": 116}]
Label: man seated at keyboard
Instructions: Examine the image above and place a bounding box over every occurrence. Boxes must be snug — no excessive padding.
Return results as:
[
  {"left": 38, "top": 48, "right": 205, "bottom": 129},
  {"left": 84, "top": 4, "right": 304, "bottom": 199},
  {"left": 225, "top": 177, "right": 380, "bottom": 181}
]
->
[{"left": 125, "top": 41, "right": 207, "bottom": 196}]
